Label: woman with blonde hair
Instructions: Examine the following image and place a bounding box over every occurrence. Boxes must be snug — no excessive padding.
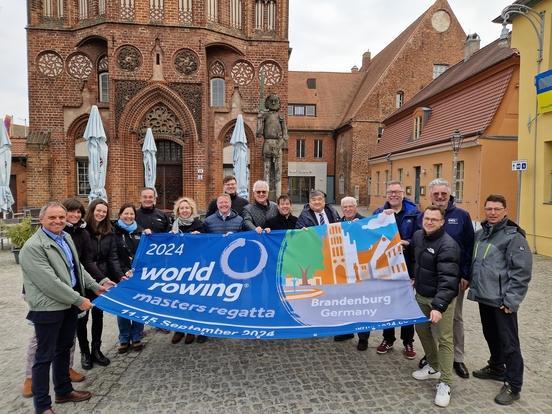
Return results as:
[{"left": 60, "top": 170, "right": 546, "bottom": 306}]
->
[
  {"left": 170, "top": 197, "right": 203, "bottom": 344},
  {"left": 171, "top": 197, "right": 203, "bottom": 234}
]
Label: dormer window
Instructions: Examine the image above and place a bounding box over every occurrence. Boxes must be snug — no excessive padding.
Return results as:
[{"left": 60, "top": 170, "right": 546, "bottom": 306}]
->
[
  {"left": 412, "top": 107, "right": 431, "bottom": 141},
  {"left": 414, "top": 115, "right": 422, "bottom": 140}
]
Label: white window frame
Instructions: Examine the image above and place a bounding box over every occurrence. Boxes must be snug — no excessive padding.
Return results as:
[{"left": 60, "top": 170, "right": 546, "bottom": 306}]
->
[
  {"left": 314, "top": 139, "right": 323, "bottom": 158},
  {"left": 455, "top": 161, "right": 464, "bottom": 202},
  {"left": 296, "top": 139, "right": 305, "bottom": 159},
  {"left": 78, "top": 0, "right": 88, "bottom": 19},
  {"left": 99, "top": 72, "right": 109, "bottom": 103},
  {"left": 76, "top": 158, "right": 90, "bottom": 196},
  {"left": 396, "top": 91, "right": 404, "bottom": 108},
  {"left": 210, "top": 78, "right": 225, "bottom": 107}
]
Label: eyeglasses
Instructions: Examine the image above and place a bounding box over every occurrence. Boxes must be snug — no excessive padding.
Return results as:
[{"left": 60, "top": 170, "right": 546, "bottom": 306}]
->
[
  {"left": 484, "top": 207, "right": 505, "bottom": 212},
  {"left": 255, "top": 190, "right": 267, "bottom": 194},
  {"left": 423, "top": 217, "right": 443, "bottom": 223},
  {"left": 386, "top": 191, "right": 403, "bottom": 195},
  {"left": 431, "top": 192, "right": 449, "bottom": 197}
]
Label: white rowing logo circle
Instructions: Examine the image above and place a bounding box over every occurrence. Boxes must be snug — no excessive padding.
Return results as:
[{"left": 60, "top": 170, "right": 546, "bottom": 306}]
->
[{"left": 220, "top": 238, "right": 268, "bottom": 280}]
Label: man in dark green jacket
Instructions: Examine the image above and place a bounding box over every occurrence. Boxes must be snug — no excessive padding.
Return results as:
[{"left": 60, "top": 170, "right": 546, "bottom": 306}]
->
[
  {"left": 21, "top": 202, "right": 114, "bottom": 414},
  {"left": 468, "top": 194, "right": 532, "bottom": 406}
]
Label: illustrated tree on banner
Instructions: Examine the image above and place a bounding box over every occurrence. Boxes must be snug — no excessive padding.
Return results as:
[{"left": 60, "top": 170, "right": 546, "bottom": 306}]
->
[{"left": 281, "top": 229, "right": 323, "bottom": 286}]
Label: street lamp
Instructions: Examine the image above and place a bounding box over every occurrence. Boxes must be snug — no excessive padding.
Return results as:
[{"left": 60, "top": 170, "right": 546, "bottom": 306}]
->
[
  {"left": 498, "top": 4, "right": 545, "bottom": 252},
  {"left": 450, "top": 129, "right": 463, "bottom": 198},
  {"left": 499, "top": 4, "right": 545, "bottom": 63}
]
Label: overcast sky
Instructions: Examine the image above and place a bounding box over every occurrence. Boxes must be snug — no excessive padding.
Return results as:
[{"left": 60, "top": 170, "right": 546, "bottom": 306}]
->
[{"left": 0, "top": 0, "right": 512, "bottom": 124}]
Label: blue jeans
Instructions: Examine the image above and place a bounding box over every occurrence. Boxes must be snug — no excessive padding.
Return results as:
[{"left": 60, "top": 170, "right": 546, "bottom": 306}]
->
[{"left": 117, "top": 316, "right": 144, "bottom": 343}]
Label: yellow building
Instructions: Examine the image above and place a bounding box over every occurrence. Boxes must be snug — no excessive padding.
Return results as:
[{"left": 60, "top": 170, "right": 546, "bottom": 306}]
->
[
  {"left": 369, "top": 39, "right": 519, "bottom": 221},
  {"left": 500, "top": 0, "right": 552, "bottom": 255}
]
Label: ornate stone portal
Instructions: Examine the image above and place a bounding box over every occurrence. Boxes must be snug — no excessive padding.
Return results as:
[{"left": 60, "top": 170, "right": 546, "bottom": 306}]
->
[{"left": 257, "top": 94, "right": 288, "bottom": 198}]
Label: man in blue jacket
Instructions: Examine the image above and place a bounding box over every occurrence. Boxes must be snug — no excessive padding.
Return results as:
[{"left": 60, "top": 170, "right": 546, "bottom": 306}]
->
[
  {"left": 418, "top": 178, "right": 474, "bottom": 379},
  {"left": 371, "top": 181, "right": 419, "bottom": 358}
]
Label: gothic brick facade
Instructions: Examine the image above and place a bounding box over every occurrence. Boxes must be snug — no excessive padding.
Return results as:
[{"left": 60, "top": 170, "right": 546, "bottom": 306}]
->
[{"left": 26, "top": 0, "right": 289, "bottom": 212}]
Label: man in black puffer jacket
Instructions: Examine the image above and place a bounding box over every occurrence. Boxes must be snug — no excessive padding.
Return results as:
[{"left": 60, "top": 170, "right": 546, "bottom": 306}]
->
[{"left": 410, "top": 206, "right": 460, "bottom": 408}]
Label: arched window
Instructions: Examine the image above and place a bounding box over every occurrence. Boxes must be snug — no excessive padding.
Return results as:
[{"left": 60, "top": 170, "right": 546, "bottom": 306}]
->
[
  {"left": 210, "top": 78, "right": 225, "bottom": 107},
  {"left": 98, "top": 56, "right": 109, "bottom": 103},
  {"left": 230, "top": 0, "right": 242, "bottom": 29}
]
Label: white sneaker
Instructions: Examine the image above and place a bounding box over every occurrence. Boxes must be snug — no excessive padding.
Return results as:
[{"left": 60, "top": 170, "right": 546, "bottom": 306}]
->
[
  {"left": 434, "top": 382, "right": 451, "bottom": 407},
  {"left": 412, "top": 364, "right": 441, "bottom": 380}
]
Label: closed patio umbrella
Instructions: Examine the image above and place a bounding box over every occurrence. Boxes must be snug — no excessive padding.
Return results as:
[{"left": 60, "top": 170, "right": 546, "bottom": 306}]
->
[
  {"left": 142, "top": 127, "right": 157, "bottom": 192},
  {"left": 83, "top": 105, "right": 108, "bottom": 202},
  {"left": 0, "top": 122, "right": 15, "bottom": 215},
  {"left": 230, "top": 115, "right": 249, "bottom": 199}
]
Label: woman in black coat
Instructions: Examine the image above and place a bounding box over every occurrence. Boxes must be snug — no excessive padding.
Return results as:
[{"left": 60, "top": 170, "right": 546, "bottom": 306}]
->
[
  {"left": 170, "top": 197, "right": 204, "bottom": 344},
  {"left": 113, "top": 203, "right": 148, "bottom": 353},
  {"left": 82, "top": 199, "right": 125, "bottom": 369}
]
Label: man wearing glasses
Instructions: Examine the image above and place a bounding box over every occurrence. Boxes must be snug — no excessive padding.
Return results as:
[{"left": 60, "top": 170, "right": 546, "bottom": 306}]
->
[
  {"left": 418, "top": 178, "right": 474, "bottom": 379},
  {"left": 468, "top": 194, "right": 532, "bottom": 406},
  {"left": 296, "top": 189, "right": 340, "bottom": 229},
  {"left": 242, "top": 180, "right": 278, "bottom": 233},
  {"left": 366, "top": 180, "right": 420, "bottom": 356}
]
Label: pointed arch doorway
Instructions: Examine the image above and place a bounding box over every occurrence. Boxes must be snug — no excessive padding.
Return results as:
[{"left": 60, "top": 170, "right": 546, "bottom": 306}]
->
[{"left": 155, "top": 139, "right": 182, "bottom": 211}]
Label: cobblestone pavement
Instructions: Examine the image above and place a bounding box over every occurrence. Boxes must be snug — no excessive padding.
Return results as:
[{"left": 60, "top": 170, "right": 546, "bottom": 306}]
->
[{"left": 1, "top": 248, "right": 551, "bottom": 414}]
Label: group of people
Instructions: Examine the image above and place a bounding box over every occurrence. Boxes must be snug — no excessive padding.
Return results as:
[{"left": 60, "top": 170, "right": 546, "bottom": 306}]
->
[{"left": 19, "top": 175, "right": 532, "bottom": 413}]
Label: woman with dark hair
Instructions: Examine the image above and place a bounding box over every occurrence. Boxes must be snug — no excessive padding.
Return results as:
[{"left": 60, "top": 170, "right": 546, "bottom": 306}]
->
[
  {"left": 170, "top": 197, "right": 204, "bottom": 344},
  {"left": 82, "top": 198, "right": 124, "bottom": 369},
  {"left": 113, "top": 203, "right": 149, "bottom": 353}
]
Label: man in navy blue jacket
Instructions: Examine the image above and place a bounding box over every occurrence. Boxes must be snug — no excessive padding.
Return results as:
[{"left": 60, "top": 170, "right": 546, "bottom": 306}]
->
[
  {"left": 418, "top": 178, "right": 474, "bottom": 378},
  {"left": 369, "top": 181, "right": 420, "bottom": 358}
]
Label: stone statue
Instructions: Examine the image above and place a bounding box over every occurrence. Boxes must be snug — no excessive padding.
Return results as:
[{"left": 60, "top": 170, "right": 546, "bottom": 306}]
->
[{"left": 257, "top": 94, "right": 288, "bottom": 198}]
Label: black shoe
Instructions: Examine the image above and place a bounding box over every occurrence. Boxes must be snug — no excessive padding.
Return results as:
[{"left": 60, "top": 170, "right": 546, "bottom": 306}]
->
[
  {"left": 334, "top": 334, "right": 354, "bottom": 342},
  {"left": 357, "top": 339, "right": 368, "bottom": 351},
  {"left": 91, "top": 345, "right": 111, "bottom": 367},
  {"left": 81, "top": 352, "right": 93, "bottom": 370},
  {"left": 453, "top": 361, "right": 470, "bottom": 378},
  {"left": 495, "top": 384, "right": 520, "bottom": 405},
  {"left": 196, "top": 335, "right": 208, "bottom": 343},
  {"left": 418, "top": 355, "right": 428, "bottom": 369},
  {"left": 473, "top": 364, "right": 505, "bottom": 381}
]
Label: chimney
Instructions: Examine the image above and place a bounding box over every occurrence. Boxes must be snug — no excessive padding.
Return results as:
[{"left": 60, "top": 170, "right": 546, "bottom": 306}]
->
[
  {"left": 361, "top": 50, "right": 371, "bottom": 71},
  {"left": 351, "top": 65, "right": 359, "bottom": 73},
  {"left": 464, "top": 33, "right": 481, "bottom": 61}
]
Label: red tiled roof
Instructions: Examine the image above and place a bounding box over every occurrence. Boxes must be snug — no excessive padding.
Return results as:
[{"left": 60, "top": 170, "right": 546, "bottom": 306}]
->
[
  {"left": 288, "top": 71, "right": 363, "bottom": 131},
  {"left": 372, "top": 67, "right": 514, "bottom": 158},
  {"left": 385, "top": 40, "right": 518, "bottom": 121}
]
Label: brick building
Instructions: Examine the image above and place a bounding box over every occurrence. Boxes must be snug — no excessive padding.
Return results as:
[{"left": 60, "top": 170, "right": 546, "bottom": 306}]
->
[
  {"left": 369, "top": 39, "right": 520, "bottom": 220},
  {"left": 288, "top": 0, "right": 466, "bottom": 205},
  {"left": 25, "top": 0, "right": 289, "bottom": 211}
]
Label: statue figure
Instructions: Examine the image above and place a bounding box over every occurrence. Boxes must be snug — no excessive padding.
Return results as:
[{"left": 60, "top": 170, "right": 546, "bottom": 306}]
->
[{"left": 257, "top": 94, "right": 288, "bottom": 198}]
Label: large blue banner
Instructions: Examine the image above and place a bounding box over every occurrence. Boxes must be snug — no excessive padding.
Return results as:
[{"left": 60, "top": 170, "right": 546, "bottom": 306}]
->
[{"left": 94, "top": 213, "right": 427, "bottom": 339}]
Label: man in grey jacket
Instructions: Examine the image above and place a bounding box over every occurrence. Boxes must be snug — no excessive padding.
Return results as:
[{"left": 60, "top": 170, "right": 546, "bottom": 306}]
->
[
  {"left": 242, "top": 180, "right": 278, "bottom": 233},
  {"left": 21, "top": 202, "right": 115, "bottom": 414},
  {"left": 468, "top": 194, "right": 532, "bottom": 406}
]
